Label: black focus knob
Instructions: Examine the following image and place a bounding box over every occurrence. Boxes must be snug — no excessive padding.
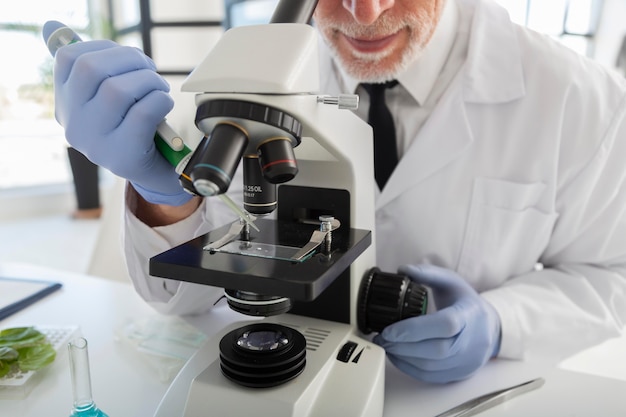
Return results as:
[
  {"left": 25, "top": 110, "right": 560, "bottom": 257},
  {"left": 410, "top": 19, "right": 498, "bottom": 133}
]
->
[{"left": 358, "top": 267, "right": 428, "bottom": 334}]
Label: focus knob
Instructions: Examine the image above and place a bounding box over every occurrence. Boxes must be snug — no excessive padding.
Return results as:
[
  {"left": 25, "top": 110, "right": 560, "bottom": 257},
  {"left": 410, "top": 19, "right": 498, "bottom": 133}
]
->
[{"left": 358, "top": 268, "right": 428, "bottom": 334}]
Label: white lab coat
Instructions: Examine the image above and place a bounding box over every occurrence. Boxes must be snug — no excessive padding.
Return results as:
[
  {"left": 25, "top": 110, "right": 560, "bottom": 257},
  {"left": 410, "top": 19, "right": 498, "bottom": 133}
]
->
[{"left": 124, "top": 0, "right": 626, "bottom": 362}]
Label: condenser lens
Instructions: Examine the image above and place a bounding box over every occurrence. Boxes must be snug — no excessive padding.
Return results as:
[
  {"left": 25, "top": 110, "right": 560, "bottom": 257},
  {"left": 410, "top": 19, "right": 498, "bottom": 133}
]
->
[
  {"left": 236, "top": 330, "right": 289, "bottom": 352},
  {"left": 220, "top": 323, "right": 306, "bottom": 388}
]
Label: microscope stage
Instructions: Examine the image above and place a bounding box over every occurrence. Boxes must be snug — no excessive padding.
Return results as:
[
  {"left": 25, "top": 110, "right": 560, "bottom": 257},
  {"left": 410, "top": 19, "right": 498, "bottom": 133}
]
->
[{"left": 149, "top": 218, "right": 371, "bottom": 301}]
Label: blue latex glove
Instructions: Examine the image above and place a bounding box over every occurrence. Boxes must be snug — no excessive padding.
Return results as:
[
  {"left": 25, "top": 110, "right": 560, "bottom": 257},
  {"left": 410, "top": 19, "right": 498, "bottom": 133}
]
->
[
  {"left": 52, "top": 36, "right": 192, "bottom": 206},
  {"left": 374, "top": 264, "right": 501, "bottom": 384}
]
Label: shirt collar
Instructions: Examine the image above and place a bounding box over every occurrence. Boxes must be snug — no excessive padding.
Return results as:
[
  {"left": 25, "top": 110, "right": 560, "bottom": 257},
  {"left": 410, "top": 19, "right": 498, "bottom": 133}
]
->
[{"left": 339, "top": 0, "right": 459, "bottom": 106}]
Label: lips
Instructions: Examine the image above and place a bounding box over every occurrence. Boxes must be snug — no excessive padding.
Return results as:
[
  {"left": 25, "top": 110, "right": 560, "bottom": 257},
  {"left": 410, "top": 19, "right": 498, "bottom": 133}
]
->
[{"left": 342, "top": 32, "right": 400, "bottom": 54}]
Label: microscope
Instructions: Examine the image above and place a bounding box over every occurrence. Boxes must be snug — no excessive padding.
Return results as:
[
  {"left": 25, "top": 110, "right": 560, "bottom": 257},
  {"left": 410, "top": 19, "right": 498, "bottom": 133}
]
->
[{"left": 149, "top": 1, "right": 427, "bottom": 416}]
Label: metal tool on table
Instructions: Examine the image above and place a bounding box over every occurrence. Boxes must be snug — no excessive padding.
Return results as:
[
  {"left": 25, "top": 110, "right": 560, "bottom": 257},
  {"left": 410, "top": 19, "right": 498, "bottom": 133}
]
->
[
  {"left": 147, "top": 1, "right": 429, "bottom": 416},
  {"left": 435, "top": 378, "right": 545, "bottom": 417}
]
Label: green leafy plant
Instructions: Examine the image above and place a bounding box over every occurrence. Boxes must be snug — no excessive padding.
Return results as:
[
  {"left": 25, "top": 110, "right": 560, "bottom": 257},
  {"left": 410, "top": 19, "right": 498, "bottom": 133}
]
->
[{"left": 0, "top": 327, "right": 56, "bottom": 377}]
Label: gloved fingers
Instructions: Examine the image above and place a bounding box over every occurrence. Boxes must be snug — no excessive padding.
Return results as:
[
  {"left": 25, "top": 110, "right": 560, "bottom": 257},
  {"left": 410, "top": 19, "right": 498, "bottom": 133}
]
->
[
  {"left": 57, "top": 43, "right": 159, "bottom": 106},
  {"left": 82, "top": 69, "right": 172, "bottom": 135},
  {"left": 386, "top": 349, "right": 466, "bottom": 373},
  {"left": 398, "top": 264, "right": 471, "bottom": 292},
  {"left": 375, "top": 333, "right": 463, "bottom": 359},
  {"left": 387, "top": 354, "right": 481, "bottom": 384},
  {"left": 65, "top": 90, "right": 172, "bottom": 179},
  {"left": 53, "top": 39, "right": 119, "bottom": 84},
  {"left": 128, "top": 155, "right": 182, "bottom": 194},
  {"left": 118, "top": 90, "right": 175, "bottom": 151},
  {"left": 378, "top": 305, "right": 465, "bottom": 343}
]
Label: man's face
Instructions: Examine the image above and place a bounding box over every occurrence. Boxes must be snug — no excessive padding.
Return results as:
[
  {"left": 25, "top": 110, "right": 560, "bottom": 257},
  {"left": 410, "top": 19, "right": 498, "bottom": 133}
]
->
[{"left": 314, "top": 0, "right": 446, "bottom": 83}]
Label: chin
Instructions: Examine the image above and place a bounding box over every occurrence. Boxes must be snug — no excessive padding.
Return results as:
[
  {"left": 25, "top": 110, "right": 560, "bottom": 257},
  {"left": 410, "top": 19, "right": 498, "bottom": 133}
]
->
[
  {"left": 340, "top": 57, "right": 403, "bottom": 83},
  {"left": 333, "top": 41, "right": 423, "bottom": 83}
]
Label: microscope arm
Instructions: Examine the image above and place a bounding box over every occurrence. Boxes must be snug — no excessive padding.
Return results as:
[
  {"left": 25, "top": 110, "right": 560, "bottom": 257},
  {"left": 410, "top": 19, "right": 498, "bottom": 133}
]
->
[{"left": 270, "top": 0, "right": 318, "bottom": 24}]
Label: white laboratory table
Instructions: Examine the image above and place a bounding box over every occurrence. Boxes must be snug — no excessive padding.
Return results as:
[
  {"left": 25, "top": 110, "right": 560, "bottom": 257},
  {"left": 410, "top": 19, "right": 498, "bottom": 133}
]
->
[{"left": 1, "top": 262, "right": 625, "bottom": 417}]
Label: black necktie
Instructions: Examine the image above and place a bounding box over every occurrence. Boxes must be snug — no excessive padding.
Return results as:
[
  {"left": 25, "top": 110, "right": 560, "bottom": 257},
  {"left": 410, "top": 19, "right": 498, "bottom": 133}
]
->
[{"left": 362, "top": 80, "right": 399, "bottom": 190}]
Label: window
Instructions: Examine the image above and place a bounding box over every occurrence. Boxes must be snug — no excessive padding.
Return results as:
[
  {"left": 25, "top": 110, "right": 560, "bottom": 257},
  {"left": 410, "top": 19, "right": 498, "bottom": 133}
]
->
[
  {"left": 495, "top": 0, "right": 605, "bottom": 57},
  {"left": 0, "top": 1, "right": 95, "bottom": 190},
  {"left": 110, "top": 0, "right": 224, "bottom": 76},
  {"left": 224, "top": 0, "right": 278, "bottom": 29}
]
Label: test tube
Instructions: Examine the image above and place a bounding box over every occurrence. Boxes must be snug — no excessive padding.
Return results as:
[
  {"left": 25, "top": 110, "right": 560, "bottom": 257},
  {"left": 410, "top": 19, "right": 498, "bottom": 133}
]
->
[{"left": 68, "top": 337, "right": 109, "bottom": 417}]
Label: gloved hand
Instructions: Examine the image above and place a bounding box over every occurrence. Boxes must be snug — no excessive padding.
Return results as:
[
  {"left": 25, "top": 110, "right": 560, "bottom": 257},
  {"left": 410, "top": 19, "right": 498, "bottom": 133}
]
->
[
  {"left": 53, "top": 36, "right": 192, "bottom": 206},
  {"left": 374, "top": 264, "right": 501, "bottom": 384}
]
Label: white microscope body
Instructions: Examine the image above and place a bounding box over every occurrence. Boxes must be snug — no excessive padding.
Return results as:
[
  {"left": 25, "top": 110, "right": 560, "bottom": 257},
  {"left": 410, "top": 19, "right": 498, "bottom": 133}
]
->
[{"left": 152, "top": 23, "right": 386, "bottom": 417}]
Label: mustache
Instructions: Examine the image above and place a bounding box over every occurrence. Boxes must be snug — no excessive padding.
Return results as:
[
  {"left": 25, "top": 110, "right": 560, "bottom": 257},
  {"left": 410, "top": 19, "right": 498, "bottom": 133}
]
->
[{"left": 322, "top": 14, "right": 413, "bottom": 39}]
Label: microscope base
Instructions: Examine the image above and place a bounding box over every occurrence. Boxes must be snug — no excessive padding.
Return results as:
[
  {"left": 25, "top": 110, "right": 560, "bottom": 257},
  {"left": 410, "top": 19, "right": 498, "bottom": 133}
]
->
[{"left": 154, "top": 314, "right": 385, "bottom": 417}]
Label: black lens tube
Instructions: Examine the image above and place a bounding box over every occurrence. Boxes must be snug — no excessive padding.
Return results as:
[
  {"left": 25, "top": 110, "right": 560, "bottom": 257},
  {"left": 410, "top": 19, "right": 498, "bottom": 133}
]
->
[
  {"left": 358, "top": 268, "right": 428, "bottom": 334},
  {"left": 257, "top": 137, "right": 298, "bottom": 184},
  {"left": 189, "top": 123, "right": 248, "bottom": 196},
  {"left": 243, "top": 155, "right": 277, "bottom": 215}
]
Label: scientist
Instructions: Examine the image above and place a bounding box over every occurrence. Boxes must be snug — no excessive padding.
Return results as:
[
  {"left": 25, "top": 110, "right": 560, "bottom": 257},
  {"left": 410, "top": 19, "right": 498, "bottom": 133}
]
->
[{"left": 50, "top": 0, "right": 626, "bottom": 384}]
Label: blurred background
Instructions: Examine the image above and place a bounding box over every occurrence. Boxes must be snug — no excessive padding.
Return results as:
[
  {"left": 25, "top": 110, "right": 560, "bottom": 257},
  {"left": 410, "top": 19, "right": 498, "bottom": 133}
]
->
[{"left": 0, "top": 0, "right": 624, "bottom": 280}]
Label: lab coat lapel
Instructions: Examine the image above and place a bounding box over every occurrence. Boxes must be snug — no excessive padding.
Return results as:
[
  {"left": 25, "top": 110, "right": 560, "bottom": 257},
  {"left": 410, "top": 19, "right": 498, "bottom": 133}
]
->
[
  {"left": 461, "top": 0, "right": 525, "bottom": 104},
  {"left": 376, "top": 0, "right": 526, "bottom": 210},
  {"left": 376, "top": 80, "right": 473, "bottom": 209}
]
